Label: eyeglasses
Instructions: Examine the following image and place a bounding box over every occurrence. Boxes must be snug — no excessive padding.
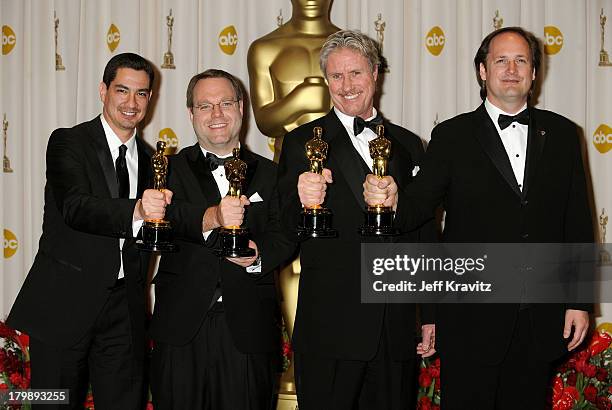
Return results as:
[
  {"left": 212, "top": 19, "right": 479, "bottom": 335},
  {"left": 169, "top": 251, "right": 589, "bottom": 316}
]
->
[{"left": 193, "top": 100, "right": 238, "bottom": 113}]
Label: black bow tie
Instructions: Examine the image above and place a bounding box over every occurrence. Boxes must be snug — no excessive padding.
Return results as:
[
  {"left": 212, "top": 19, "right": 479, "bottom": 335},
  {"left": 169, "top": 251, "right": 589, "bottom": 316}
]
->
[
  {"left": 498, "top": 109, "right": 529, "bottom": 130},
  {"left": 205, "top": 152, "right": 227, "bottom": 171},
  {"left": 353, "top": 114, "right": 383, "bottom": 136}
]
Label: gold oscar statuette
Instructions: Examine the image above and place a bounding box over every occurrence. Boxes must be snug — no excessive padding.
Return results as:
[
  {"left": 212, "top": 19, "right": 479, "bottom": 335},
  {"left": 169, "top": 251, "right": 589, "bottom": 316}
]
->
[
  {"left": 600, "top": 9, "right": 612, "bottom": 67},
  {"left": 493, "top": 10, "right": 504, "bottom": 31},
  {"left": 374, "top": 13, "right": 386, "bottom": 53},
  {"left": 54, "top": 11, "right": 65, "bottom": 71},
  {"left": 3, "top": 114, "right": 13, "bottom": 173},
  {"left": 296, "top": 126, "right": 337, "bottom": 239},
  {"left": 217, "top": 148, "right": 256, "bottom": 257},
  {"left": 359, "top": 125, "right": 399, "bottom": 236},
  {"left": 137, "top": 141, "right": 176, "bottom": 252},
  {"left": 161, "top": 9, "right": 176, "bottom": 69},
  {"left": 600, "top": 209, "right": 611, "bottom": 266}
]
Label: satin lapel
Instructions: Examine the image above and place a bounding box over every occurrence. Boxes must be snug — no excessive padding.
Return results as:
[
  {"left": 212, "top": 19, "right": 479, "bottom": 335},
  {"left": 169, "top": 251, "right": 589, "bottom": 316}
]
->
[
  {"left": 88, "top": 117, "right": 118, "bottom": 198},
  {"left": 135, "top": 137, "right": 151, "bottom": 198},
  {"left": 521, "top": 107, "right": 546, "bottom": 199},
  {"left": 324, "top": 111, "right": 368, "bottom": 209},
  {"left": 385, "top": 121, "right": 412, "bottom": 189},
  {"left": 241, "top": 149, "right": 259, "bottom": 198},
  {"left": 473, "top": 105, "right": 522, "bottom": 197},
  {"left": 186, "top": 144, "right": 222, "bottom": 204}
]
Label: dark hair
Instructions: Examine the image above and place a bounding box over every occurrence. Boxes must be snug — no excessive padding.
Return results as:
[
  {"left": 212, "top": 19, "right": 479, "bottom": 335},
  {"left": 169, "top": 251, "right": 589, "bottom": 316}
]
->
[
  {"left": 185, "top": 69, "right": 244, "bottom": 109},
  {"left": 474, "top": 27, "right": 541, "bottom": 100},
  {"left": 102, "top": 53, "right": 154, "bottom": 89},
  {"left": 320, "top": 29, "right": 388, "bottom": 76}
]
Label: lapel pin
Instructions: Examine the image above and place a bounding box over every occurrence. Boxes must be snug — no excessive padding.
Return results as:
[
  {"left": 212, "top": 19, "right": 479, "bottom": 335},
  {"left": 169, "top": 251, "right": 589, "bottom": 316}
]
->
[{"left": 540, "top": 130, "right": 546, "bottom": 136}]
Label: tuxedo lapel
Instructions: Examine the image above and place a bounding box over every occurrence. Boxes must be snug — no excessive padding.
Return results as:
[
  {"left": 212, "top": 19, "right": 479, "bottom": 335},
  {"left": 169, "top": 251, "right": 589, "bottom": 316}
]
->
[
  {"left": 521, "top": 107, "right": 546, "bottom": 198},
  {"left": 324, "top": 111, "right": 368, "bottom": 209},
  {"left": 186, "top": 144, "right": 222, "bottom": 205},
  {"left": 88, "top": 117, "right": 118, "bottom": 198},
  {"left": 241, "top": 149, "right": 259, "bottom": 198},
  {"left": 385, "top": 121, "right": 413, "bottom": 189},
  {"left": 135, "top": 137, "right": 150, "bottom": 198},
  {"left": 473, "top": 105, "right": 522, "bottom": 197}
]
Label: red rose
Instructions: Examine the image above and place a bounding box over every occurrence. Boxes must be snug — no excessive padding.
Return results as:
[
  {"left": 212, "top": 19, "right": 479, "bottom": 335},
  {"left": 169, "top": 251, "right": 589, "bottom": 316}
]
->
[
  {"left": 589, "top": 331, "right": 612, "bottom": 357},
  {"left": 584, "top": 384, "right": 598, "bottom": 402},
  {"left": 553, "top": 377, "right": 564, "bottom": 402},
  {"left": 17, "top": 333, "right": 29, "bottom": 349},
  {"left": 9, "top": 372, "right": 22, "bottom": 387},
  {"left": 584, "top": 364, "right": 598, "bottom": 378},
  {"left": 418, "top": 396, "right": 432, "bottom": 410},
  {"left": 596, "top": 367, "right": 608, "bottom": 382},
  {"left": 434, "top": 377, "right": 440, "bottom": 391},
  {"left": 554, "top": 390, "right": 579, "bottom": 410},
  {"left": 419, "top": 371, "right": 433, "bottom": 388},
  {"left": 566, "top": 372, "right": 577, "bottom": 386},
  {"left": 0, "top": 321, "right": 17, "bottom": 339},
  {"left": 429, "top": 366, "right": 440, "bottom": 378},
  {"left": 0, "top": 383, "right": 7, "bottom": 390},
  {"left": 146, "top": 403, "right": 154, "bottom": 410},
  {"left": 597, "top": 396, "right": 612, "bottom": 410}
]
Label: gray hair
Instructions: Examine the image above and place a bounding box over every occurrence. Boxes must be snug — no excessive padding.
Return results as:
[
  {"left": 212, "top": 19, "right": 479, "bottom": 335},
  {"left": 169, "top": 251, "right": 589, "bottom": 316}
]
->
[{"left": 319, "top": 29, "right": 387, "bottom": 77}]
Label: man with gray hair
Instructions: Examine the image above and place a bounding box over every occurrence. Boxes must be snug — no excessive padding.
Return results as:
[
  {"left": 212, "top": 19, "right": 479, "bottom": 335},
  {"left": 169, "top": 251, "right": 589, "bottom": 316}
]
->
[{"left": 278, "top": 30, "right": 436, "bottom": 409}]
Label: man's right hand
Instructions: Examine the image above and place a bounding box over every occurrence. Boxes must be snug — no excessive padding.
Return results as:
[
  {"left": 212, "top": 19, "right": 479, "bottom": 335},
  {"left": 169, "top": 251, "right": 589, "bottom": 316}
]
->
[
  {"left": 135, "top": 189, "right": 172, "bottom": 221},
  {"left": 203, "top": 195, "right": 250, "bottom": 231},
  {"left": 297, "top": 168, "right": 333, "bottom": 207}
]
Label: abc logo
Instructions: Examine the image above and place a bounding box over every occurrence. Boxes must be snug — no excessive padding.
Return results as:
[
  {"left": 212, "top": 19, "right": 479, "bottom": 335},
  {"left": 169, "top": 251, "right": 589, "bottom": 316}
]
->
[
  {"left": 158, "top": 128, "right": 179, "bottom": 155},
  {"left": 218, "top": 25, "right": 238, "bottom": 55},
  {"left": 3, "top": 229, "right": 18, "bottom": 259},
  {"left": 2, "top": 25, "right": 16, "bottom": 55},
  {"left": 543, "top": 26, "right": 563, "bottom": 55},
  {"left": 593, "top": 124, "right": 612, "bottom": 154},
  {"left": 425, "top": 26, "right": 445, "bottom": 56},
  {"left": 106, "top": 24, "right": 121, "bottom": 52}
]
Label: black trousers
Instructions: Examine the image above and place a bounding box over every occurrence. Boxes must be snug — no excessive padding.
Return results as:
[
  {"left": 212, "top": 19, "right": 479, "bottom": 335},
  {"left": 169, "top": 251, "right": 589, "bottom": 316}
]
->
[
  {"left": 295, "top": 330, "right": 416, "bottom": 410},
  {"left": 29, "top": 283, "right": 144, "bottom": 410},
  {"left": 440, "top": 309, "right": 553, "bottom": 410},
  {"left": 151, "top": 303, "right": 275, "bottom": 410}
]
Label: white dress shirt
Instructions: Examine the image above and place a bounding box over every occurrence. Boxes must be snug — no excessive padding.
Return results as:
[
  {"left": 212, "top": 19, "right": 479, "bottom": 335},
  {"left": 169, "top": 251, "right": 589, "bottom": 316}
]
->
[
  {"left": 484, "top": 99, "right": 528, "bottom": 190},
  {"left": 334, "top": 107, "right": 379, "bottom": 171},
  {"left": 199, "top": 145, "right": 261, "bottom": 280},
  {"left": 100, "top": 114, "right": 141, "bottom": 279}
]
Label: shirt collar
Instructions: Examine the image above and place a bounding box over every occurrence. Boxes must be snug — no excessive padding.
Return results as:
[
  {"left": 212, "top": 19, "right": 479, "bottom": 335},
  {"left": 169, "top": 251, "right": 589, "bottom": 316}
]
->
[
  {"left": 484, "top": 98, "right": 528, "bottom": 127},
  {"left": 334, "top": 107, "right": 378, "bottom": 137},
  {"left": 199, "top": 143, "right": 241, "bottom": 160},
  {"left": 100, "top": 114, "right": 137, "bottom": 159}
]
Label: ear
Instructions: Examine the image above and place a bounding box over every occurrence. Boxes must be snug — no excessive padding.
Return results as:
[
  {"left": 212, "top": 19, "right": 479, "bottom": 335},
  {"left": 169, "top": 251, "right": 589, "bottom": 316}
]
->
[
  {"left": 373, "top": 65, "right": 379, "bottom": 82},
  {"left": 148, "top": 90, "right": 153, "bottom": 101},
  {"left": 479, "top": 62, "right": 487, "bottom": 82},
  {"left": 531, "top": 67, "right": 536, "bottom": 81},
  {"left": 99, "top": 82, "right": 107, "bottom": 103},
  {"left": 238, "top": 99, "right": 244, "bottom": 116},
  {"left": 187, "top": 107, "right": 194, "bottom": 123}
]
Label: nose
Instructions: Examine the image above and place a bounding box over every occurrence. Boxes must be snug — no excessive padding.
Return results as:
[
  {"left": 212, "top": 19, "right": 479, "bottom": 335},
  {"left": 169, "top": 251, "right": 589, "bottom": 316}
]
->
[
  {"left": 341, "top": 76, "right": 353, "bottom": 92},
  {"left": 507, "top": 60, "right": 517, "bottom": 73},
  {"left": 211, "top": 103, "right": 224, "bottom": 117},
  {"left": 127, "top": 91, "right": 137, "bottom": 107}
]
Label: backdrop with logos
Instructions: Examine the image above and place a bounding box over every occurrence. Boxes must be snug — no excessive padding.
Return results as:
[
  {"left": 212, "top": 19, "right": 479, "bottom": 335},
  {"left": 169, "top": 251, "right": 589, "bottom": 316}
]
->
[{"left": 1, "top": 0, "right": 611, "bottom": 326}]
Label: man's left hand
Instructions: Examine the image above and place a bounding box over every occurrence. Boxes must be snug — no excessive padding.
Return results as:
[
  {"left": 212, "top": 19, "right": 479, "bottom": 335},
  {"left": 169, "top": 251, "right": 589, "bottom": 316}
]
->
[
  {"left": 226, "top": 240, "right": 258, "bottom": 268},
  {"left": 363, "top": 174, "right": 398, "bottom": 211},
  {"left": 564, "top": 309, "right": 589, "bottom": 351}
]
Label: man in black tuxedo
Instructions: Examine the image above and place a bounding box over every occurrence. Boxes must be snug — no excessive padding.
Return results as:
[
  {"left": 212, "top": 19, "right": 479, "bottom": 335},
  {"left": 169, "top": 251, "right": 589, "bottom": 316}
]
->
[
  {"left": 278, "top": 30, "right": 436, "bottom": 410},
  {"left": 7, "top": 53, "right": 169, "bottom": 409},
  {"left": 149, "top": 69, "right": 294, "bottom": 410},
  {"left": 378, "top": 27, "right": 593, "bottom": 409}
]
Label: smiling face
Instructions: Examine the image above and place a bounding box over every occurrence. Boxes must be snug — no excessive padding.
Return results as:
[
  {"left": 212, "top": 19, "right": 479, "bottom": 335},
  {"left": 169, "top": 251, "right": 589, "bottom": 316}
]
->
[
  {"left": 99, "top": 67, "right": 151, "bottom": 142},
  {"left": 479, "top": 32, "right": 535, "bottom": 113},
  {"left": 325, "top": 47, "right": 378, "bottom": 119},
  {"left": 189, "top": 77, "right": 243, "bottom": 156}
]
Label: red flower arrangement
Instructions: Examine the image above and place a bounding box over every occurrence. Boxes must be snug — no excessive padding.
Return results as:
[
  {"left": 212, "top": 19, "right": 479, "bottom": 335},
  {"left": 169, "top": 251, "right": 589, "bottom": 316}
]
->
[
  {"left": 0, "top": 319, "right": 31, "bottom": 410},
  {"left": 553, "top": 326, "right": 612, "bottom": 410},
  {"left": 417, "top": 357, "right": 441, "bottom": 410}
]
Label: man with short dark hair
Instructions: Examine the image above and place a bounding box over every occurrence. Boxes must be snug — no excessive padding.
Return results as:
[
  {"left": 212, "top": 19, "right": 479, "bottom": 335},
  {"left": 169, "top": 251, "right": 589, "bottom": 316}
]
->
[
  {"left": 7, "top": 52, "right": 169, "bottom": 409},
  {"left": 395, "top": 27, "right": 593, "bottom": 409},
  {"left": 278, "top": 30, "right": 436, "bottom": 410},
  {"left": 149, "top": 69, "right": 294, "bottom": 410}
]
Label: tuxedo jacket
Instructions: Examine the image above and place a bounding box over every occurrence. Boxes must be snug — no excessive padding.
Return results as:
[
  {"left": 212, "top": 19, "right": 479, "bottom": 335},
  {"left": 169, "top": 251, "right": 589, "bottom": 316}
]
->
[
  {"left": 399, "top": 104, "right": 594, "bottom": 363},
  {"left": 278, "top": 109, "right": 437, "bottom": 361},
  {"left": 7, "top": 116, "right": 152, "bottom": 356},
  {"left": 149, "top": 143, "right": 295, "bottom": 353}
]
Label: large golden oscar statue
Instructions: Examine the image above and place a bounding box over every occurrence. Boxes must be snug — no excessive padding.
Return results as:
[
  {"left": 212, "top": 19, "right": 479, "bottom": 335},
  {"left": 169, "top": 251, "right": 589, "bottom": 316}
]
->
[
  {"left": 247, "top": 2, "right": 339, "bottom": 409},
  {"left": 247, "top": 0, "right": 339, "bottom": 159}
]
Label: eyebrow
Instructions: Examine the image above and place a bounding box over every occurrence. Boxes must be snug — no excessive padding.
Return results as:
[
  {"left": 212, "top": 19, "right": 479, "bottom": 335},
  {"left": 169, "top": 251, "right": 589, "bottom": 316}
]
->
[{"left": 114, "top": 83, "right": 150, "bottom": 92}]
